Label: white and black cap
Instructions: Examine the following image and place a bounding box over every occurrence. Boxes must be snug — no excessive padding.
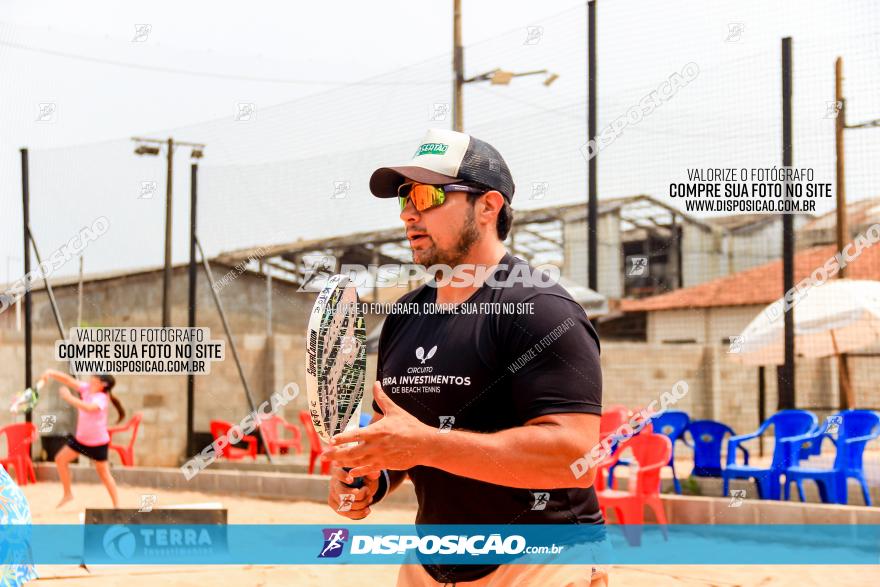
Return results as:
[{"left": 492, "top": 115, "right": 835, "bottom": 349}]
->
[{"left": 369, "top": 128, "right": 515, "bottom": 202}]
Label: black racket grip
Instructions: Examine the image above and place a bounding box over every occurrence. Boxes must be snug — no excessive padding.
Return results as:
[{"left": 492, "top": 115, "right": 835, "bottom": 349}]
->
[{"left": 342, "top": 467, "right": 364, "bottom": 488}]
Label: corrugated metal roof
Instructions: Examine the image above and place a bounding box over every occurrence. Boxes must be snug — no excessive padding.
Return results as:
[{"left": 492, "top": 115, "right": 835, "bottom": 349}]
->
[{"left": 620, "top": 243, "right": 880, "bottom": 312}]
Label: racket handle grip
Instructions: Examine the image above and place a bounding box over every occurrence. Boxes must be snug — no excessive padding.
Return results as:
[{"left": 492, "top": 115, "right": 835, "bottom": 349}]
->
[{"left": 342, "top": 467, "right": 364, "bottom": 488}]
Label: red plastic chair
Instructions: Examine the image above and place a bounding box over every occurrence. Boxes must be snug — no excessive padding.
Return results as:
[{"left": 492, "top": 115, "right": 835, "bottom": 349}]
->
[
  {"left": 602, "top": 404, "right": 656, "bottom": 437},
  {"left": 209, "top": 420, "right": 257, "bottom": 460},
  {"left": 607, "top": 405, "right": 657, "bottom": 489},
  {"left": 259, "top": 415, "right": 303, "bottom": 455},
  {"left": 597, "top": 432, "right": 671, "bottom": 532},
  {"left": 601, "top": 406, "right": 629, "bottom": 433},
  {"left": 603, "top": 404, "right": 630, "bottom": 419},
  {"left": 299, "top": 410, "right": 330, "bottom": 475},
  {"left": 108, "top": 412, "right": 142, "bottom": 467},
  {"left": 593, "top": 407, "right": 630, "bottom": 491},
  {"left": 0, "top": 423, "right": 37, "bottom": 485}
]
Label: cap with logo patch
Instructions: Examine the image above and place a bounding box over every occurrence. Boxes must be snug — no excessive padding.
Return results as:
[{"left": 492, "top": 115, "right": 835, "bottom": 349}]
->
[{"left": 369, "top": 128, "right": 515, "bottom": 202}]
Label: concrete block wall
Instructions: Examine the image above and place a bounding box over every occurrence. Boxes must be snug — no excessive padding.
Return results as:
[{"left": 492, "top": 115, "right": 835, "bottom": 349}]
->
[
  {"left": 4, "top": 322, "right": 876, "bottom": 468},
  {"left": 2, "top": 327, "right": 380, "bottom": 467},
  {"left": 599, "top": 342, "right": 706, "bottom": 418},
  {"left": 0, "top": 265, "right": 348, "bottom": 467},
  {"left": 0, "top": 264, "right": 314, "bottom": 336}
]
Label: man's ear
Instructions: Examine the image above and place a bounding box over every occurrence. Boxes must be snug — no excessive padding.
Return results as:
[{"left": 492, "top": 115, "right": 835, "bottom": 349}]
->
[{"left": 477, "top": 190, "right": 505, "bottom": 227}]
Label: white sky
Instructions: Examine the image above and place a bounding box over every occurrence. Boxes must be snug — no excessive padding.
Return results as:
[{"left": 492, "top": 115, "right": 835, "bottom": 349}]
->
[
  {"left": 1, "top": 0, "right": 878, "bottom": 282},
  {"left": 0, "top": 0, "right": 588, "bottom": 148}
]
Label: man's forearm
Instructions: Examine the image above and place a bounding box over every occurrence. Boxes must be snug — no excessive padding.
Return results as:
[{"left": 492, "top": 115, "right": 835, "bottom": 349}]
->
[{"left": 423, "top": 423, "right": 595, "bottom": 490}]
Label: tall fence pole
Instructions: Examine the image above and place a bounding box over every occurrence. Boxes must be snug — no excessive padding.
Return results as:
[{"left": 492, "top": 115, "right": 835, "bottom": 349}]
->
[
  {"left": 587, "top": 0, "right": 598, "bottom": 292},
  {"left": 758, "top": 366, "right": 766, "bottom": 457},
  {"left": 778, "top": 37, "right": 796, "bottom": 410},
  {"left": 187, "top": 162, "right": 198, "bottom": 458},
  {"left": 21, "top": 148, "right": 32, "bottom": 427}
]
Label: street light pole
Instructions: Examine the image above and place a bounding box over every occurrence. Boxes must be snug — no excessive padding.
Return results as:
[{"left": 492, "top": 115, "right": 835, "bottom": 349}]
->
[
  {"left": 133, "top": 137, "right": 204, "bottom": 327},
  {"left": 453, "top": 0, "right": 464, "bottom": 132},
  {"left": 451, "top": 0, "right": 556, "bottom": 133},
  {"left": 834, "top": 58, "right": 847, "bottom": 279},
  {"left": 163, "top": 137, "right": 174, "bottom": 327},
  {"left": 835, "top": 57, "right": 851, "bottom": 410}
]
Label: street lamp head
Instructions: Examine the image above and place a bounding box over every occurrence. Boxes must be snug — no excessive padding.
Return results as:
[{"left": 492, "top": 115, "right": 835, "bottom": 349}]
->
[
  {"left": 134, "top": 145, "right": 161, "bottom": 156},
  {"left": 191, "top": 148, "right": 204, "bottom": 159},
  {"left": 543, "top": 73, "right": 560, "bottom": 87},
  {"left": 489, "top": 70, "right": 514, "bottom": 85}
]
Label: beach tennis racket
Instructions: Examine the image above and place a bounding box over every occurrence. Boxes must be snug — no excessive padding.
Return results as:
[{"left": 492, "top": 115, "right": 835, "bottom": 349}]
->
[
  {"left": 9, "top": 379, "right": 43, "bottom": 414},
  {"left": 305, "top": 274, "right": 367, "bottom": 487}
]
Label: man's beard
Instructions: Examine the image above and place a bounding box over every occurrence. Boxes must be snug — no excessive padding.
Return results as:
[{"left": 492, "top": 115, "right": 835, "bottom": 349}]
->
[{"left": 413, "top": 206, "right": 480, "bottom": 268}]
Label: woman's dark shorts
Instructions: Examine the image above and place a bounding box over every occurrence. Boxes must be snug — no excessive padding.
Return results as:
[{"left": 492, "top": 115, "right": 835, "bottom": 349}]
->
[{"left": 65, "top": 435, "right": 108, "bottom": 462}]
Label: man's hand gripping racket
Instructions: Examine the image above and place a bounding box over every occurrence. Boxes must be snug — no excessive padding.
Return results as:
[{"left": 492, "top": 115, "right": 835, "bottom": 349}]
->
[{"left": 306, "top": 275, "right": 369, "bottom": 503}]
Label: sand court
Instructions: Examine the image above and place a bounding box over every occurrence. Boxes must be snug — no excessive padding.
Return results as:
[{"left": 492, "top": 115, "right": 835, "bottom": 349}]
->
[{"left": 20, "top": 481, "right": 878, "bottom": 586}]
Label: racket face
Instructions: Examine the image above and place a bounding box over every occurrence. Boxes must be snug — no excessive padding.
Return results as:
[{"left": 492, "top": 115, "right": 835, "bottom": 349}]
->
[
  {"left": 9, "top": 387, "right": 39, "bottom": 413},
  {"left": 306, "top": 275, "right": 367, "bottom": 443}
]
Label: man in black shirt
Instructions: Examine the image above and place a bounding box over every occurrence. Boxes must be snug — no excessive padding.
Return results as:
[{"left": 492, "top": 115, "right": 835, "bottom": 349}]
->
[{"left": 325, "top": 129, "right": 606, "bottom": 586}]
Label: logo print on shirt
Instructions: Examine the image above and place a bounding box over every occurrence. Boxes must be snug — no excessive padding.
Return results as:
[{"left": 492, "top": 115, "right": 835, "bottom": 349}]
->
[{"left": 415, "top": 345, "right": 438, "bottom": 364}]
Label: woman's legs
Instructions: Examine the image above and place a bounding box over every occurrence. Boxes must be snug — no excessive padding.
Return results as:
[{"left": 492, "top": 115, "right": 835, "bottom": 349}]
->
[
  {"left": 94, "top": 461, "right": 119, "bottom": 508},
  {"left": 54, "top": 446, "right": 78, "bottom": 507}
]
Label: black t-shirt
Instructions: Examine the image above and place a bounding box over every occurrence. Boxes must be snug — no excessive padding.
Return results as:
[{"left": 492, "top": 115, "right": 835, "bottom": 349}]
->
[{"left": 374, "top": 254, "right": 604, "bottom": 583}]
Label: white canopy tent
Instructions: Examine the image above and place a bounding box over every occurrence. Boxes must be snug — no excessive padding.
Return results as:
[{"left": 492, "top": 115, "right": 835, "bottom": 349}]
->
[{"left": 729, "top": 279, "right": 880, "bottom": 407}]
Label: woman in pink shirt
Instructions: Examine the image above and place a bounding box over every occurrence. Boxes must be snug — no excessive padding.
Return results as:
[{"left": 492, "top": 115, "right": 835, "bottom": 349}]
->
[{"left": 40, "top": 370, "right": 126, "bottom": 508}]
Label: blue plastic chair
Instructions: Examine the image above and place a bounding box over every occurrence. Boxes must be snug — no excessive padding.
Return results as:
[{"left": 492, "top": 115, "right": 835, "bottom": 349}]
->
[
  {"left": 722, "top": 410, "right": 818, "bottom": 500},
  {"left": 784, "top": 410, "right": 880, "bottom": 505},
  {"left": 608, "top": 410, "right": 690, "bottom": 494},
  {"left": 684, "top": 420, "right": 749, "bottom": 478}
]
